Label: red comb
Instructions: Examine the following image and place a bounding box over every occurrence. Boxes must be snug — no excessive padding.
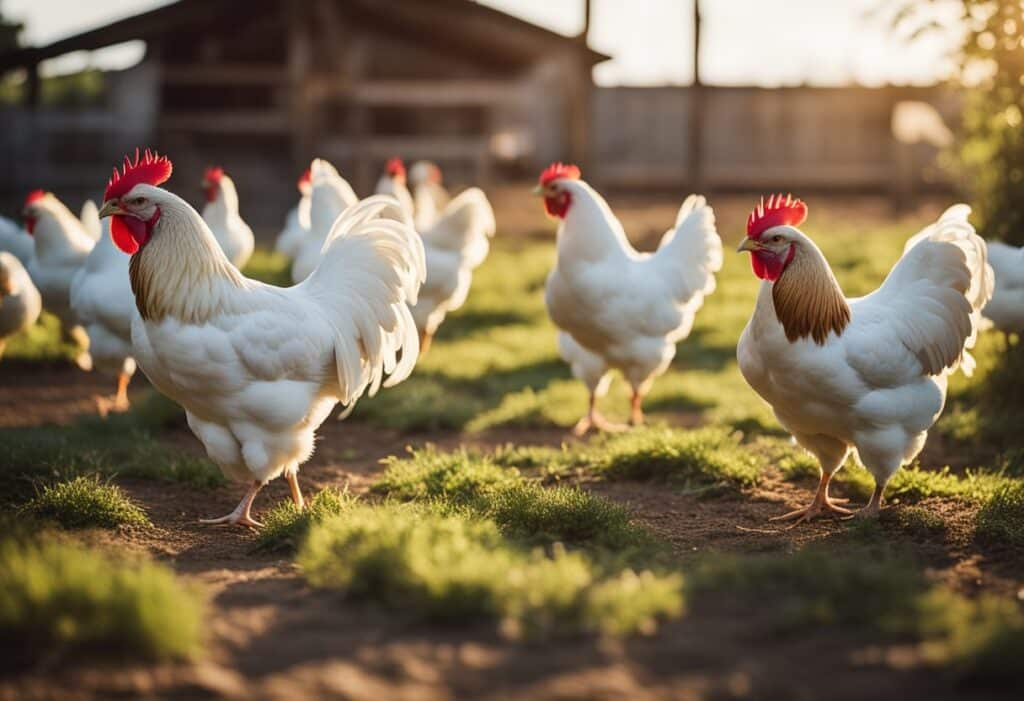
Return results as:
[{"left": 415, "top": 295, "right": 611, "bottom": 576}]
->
[
  {"left": 747, "top": 194, "right": 807, "bottom": 239},
  {"left": 24, "top": 189, "right": 46, "bottom": 207},
  {"left": 539, "top": 162, "right": 581, "bottom": 187},
  {"left": 203, "top": 166, "right": 224, "bottom": 184},
  {"left": 298, "top": 168, "right": 311, "bottom": 190},
  {"left": 386, "top": 157, "right": 405, "bottom": 177},
  {"left": 104, "top": 148, "right": 173, "bottom": 202}
]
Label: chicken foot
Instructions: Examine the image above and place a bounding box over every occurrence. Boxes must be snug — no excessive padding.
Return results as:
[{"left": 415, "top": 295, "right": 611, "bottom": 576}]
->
[
  {"left": 573, "top": 393, "right": 628, "bottom": 436},
  {"left": 201, "top": 480, "right": 264, "bottom": 528},
  {"left": 770, "top": 471, "right": 852, "bottom": 525},
  {"left": 286, "top": 470, "right": 305, "bottom": 510},
  {"left": 94, "top": 371, "right": 132, "bottom": 417},
  {"left": 630, "top": 390, "right": 645, "bottom": 427}
]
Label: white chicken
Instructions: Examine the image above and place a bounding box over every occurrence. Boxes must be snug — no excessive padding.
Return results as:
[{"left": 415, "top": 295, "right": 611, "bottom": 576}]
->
[
  {"left": 0, "top": 251, "right": 42, "bottom": 360},
  {"left": 377, "top": 158, "right": 496, "bottom": 351},
  {"left": 408, "top": 160, "right": 449, "bottom": 231},
  {"left": 22, "top": 190, "right": 94, "bottom": 371},
  {"left": 736, "top": 196, "right": 992, "bottom": 521},
  {"left": 97, "top": 149, "right": 424, "bottom": 527},
  {"left": 274, "top": 167, "right": 312, "bottom": 260},
  {"left": 200, "top": 166, "right": 254, "bottom": 269},
  {"left": 537, "top": 163, "right": 723, "bottom": 435},
  {"left": 374, "top": 158, "right": 415, "bottom": 217},
  {"left": 70, "top": 215, "right": 136, "bottom": 415},
  {"left": 980, "top": 241, "right": 1024, "bottom": 337},
  {"left": 79, "top": 200, "right": 102, "bottom": 242},
  {"left": 291, "top": 159, "right": 359, "bottom": 284},
  {"left": 0, "top": 215, "right": 35, "bottom": 265}
]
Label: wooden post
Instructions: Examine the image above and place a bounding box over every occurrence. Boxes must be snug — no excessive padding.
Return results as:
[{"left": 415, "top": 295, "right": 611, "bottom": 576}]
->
[
  {"left": 567, "top": 0, "right": 593, "bottom": 169},
  {"left": 687, "top": 0, "right": 704, "bottom": 192}
]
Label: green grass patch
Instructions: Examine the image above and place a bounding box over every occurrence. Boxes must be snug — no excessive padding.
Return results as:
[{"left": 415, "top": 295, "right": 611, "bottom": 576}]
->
[
  {"left": 2, "top": 312, "right": 78, "bottom": 363},
  {"left": 373, "top": 448, "right": 658, "bottom": 553},
  {"left": 298, "top": 503, "right": 683, "bottom": 638},
  {"left": 975, "top": 482, "right": 1024, "bottom": 547},
  {"left": 257, "top": 487, "right": 356, "bottom": 552},
  {"left": 25, "top": 475, "right": 148, "bottom": 529},
  {"left": 242, "top": 248, "right": 292, "bottom": 287},
  {"left": 0, "top": 536, "right": 203, "bottom": 666}
]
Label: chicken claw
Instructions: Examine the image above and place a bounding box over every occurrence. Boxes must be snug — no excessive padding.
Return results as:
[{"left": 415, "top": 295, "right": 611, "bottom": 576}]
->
[
  {"left": 769, "top": 472, "right": 852, "bottom": 526},
  {"left": 200, "top": 481, "right": 264, "bottom": 528}
]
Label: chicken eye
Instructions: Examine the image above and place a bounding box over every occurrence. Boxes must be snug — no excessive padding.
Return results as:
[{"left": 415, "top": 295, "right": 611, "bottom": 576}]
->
[
  {"left": 132, "top": 197, "right": 146, "bottom": 206},
  {"left": 772, "top": 235, "right": 784, "bottom": 243}
]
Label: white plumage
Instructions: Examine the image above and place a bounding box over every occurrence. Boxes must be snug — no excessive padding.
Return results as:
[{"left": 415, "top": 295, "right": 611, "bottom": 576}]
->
[
  {"left": 737, "top": 203, "right": 993, "bottom": 519},
  {"left": 274, "top": 171, "right": 313, "bottom": 260},
  {"left": 981, "top": 240, "right": 1024, "bottom": 335},
  {"left": 70, "top": 215, "right": 136, "bottom": 413},
  {"left": 23, "top": 191, "right": 95, "bottom": 371},
  {"left": 291, "top": 159, "right": 359, "bottom": 284},
  {"left": 408, "top": 160, "right": 450, "bottom": 231},
  {"left": 0, "top": 215, "right": 35, "bottom": 265},
  {"left": 378, "top": 164, "right": 497, "bottom": 348},
  {"left": 541, "top": 171, "right": 722, "bottom": 433},
  {"left": 118, "top": 181, "right": 424, "bottom": 526},
  {"left": 201, "top": 170, "right": 254, "bottom": 269},
  {"left": 0, "top": 251, "right": 41, "bottom": 360}
]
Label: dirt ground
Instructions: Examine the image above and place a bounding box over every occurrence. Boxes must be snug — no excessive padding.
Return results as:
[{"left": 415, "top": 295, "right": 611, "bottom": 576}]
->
[{"left": 1, "top": 363, "right": 1020, "bottom": 701}]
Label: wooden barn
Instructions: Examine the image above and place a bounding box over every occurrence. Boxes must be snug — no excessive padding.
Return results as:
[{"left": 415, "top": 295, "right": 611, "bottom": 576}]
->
[{"left": 0, "top": 0, "right": 608, "bottom": 229}]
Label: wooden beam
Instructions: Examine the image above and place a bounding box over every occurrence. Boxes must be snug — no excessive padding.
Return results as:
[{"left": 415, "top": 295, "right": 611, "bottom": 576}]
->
[
  {"left": 285, "top": 0, "right": 315, "bottom": 170},
  {"left": 160, "top": 111, "right": 290, "bottom": 134},
  {"left": 321, "top": 135, "right": 489, "bottom": 161},
  {"left": 24, "top": 62, "right": 39, "bottom": 110},
  {"left": 687, "top": 0, "right": 704, "bottom": 191},
  {"left": 347, "top": 79, "right": 521, "bottom": 106}
]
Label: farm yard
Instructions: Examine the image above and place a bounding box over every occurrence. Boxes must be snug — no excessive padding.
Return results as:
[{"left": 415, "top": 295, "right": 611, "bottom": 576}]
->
[{"left": 2, "top": 188, "right": 1022, "bottom": 701}]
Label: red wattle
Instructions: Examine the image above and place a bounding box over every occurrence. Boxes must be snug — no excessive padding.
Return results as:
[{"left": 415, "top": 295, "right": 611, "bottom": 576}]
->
[
  {"left": 751, "top": 246, "right": 794, "bottom": 282},
  {"left": 24, "top": 217, "right": 35, "bottom": 235},
  {"left": 110, "top": 214, "right": 156, "bottom": 254},
  {"left": 544, "top": 192, "right": 571, "bottom": 219}
]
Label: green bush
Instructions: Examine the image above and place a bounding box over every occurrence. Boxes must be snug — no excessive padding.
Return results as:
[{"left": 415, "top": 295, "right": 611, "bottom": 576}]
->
[{"left": 258, "top": 487, "right": 356, "bottom": 551}]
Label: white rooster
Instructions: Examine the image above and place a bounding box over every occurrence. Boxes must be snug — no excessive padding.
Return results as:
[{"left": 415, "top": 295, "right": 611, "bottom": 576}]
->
[
  {"left": 201, "top": 166, "right": 254, "bottom": 269},
  {"left": 274, "top": 167, "right": 313, "bottom": 260},
  {"left": 537, "top": 163, "right": 722, "bottom": 435},
  {"left": 291, "top": 159, "right": 359, "bottom": 284},
  {"left": 377, "top": 158, "right": 496, "bottom": 351},
  {"left": 0, "top": 251, "right": 41, "bottom": 360},
  {"left": 736, "top": 196, "right": 992, "bottom": 521},
  {"left": 97, "top": 149, "right": 424, "bottom": 527},
  {"left": 981, "top": 241, "right": 1024, "bottom": 337},
  {"left": 22, "top": 190, "right": 94, "bottom": 371},
  {"left": 70, "top": 215, "right": 136, "bottom": 415}
]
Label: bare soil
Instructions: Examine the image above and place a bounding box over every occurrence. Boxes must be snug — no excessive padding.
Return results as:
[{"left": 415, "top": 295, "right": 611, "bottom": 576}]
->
[{"left": 1, "top": 364, "right": 1020, "bottom": 701}]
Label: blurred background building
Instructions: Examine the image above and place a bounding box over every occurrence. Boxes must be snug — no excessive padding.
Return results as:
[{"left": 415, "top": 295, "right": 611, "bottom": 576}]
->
[{"left": 0, "top": 0, "right": 960, "bottom": 229}]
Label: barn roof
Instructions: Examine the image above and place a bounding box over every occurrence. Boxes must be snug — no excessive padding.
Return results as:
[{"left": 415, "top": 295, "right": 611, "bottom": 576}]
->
[{"left": 0, "top": 0, "right": 610, "bottom": 72}]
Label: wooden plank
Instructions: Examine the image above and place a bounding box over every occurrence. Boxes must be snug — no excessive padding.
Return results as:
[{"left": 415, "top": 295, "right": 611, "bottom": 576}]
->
[{"left": 321, "top": 135, "right": 489, "bottom": 161}]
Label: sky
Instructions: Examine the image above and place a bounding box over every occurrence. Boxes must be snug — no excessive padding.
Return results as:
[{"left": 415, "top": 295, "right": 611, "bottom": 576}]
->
[{"left": 1, "top": 0, "right": 964, "bottom": 86}]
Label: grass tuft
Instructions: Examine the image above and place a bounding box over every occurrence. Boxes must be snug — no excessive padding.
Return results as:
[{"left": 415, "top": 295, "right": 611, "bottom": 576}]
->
[
  {"left": 0, "top": 536, "right": 203, "bottom": 666},
  {"left": 298, "top": 503, "right": 682, "bottom": 638},
  {"left": 974, "top": 482, "right": 1024, "bottom": 547},
  {"left": 257, "top": 487, "right": 356, "bottom": 551},
  {"left": 24, "top": 475, "right": 148, "bottom": 529}
]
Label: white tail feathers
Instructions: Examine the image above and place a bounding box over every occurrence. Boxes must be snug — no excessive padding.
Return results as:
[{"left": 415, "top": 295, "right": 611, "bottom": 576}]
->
[
  {"left": 648, "top": 194, "right": 723, "bottom": 305},
  {"left": 305, "top": 195, "right": 426, "bottom": 408}
]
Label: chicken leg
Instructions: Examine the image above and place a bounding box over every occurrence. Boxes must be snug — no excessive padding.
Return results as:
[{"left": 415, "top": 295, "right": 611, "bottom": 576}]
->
[
  {"left": 286, "top": 471, "right": 305, "bottom": 510},
  {"left": 419, "top": 330, "right": 433, "bottom": 356},
  {"left": 94, "top": 371, "right": 132, "bottom": 417},
  {"left": 770, "top": 471, "right": 852, "bottom": 525},
  {"left": 201, "top": 480, "right": 264, "bottom": 528},
  {"left": 850, "top": 483, "right": 885, "bottom": 519},
  {"left": 573, "top": 393, "right": 628, "bottom": 436},
  {"left": 629, "top": 390, "right": 645, "bottom": 427}
]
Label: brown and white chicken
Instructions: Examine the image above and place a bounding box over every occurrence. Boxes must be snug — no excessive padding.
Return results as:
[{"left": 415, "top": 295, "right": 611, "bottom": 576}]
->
[
  {"left": 98, "top": 150, "right": 424, "bottom": 527},
  {"left": 736, "top": 196, "right": 992, "bottom": 521}
]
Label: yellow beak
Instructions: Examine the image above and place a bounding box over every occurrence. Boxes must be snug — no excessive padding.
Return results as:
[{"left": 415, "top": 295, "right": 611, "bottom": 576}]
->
[
  {"left": 736, "top": 238, "right": 760, "bottom": 253},
  {"left": 531, "top": 184, "right": 544, "bottom": 196},
  {"left": 97, "top": 200, "right": 124, "bottom": 219}
]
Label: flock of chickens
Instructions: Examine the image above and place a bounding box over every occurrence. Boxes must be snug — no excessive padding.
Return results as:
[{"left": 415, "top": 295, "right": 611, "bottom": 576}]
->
[{"left": 0, "top": 149, "right": 1022, "bottom": 527}]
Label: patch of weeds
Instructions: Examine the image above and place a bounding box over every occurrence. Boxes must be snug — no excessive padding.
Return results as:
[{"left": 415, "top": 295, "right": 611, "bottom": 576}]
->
[
  {"left": 24, "top": 475, "right": 148, "bottom": 529},
  {"left": 974, "top": 482, "right": 1024, "bottom": 547},
  {"left": 581, "top": 427, "right": 761, "bottom": 494},
  {"left": 373, "top": 448, "right": 658, "bottom": 553},
  {"left": 0, "top": 536, "right": 204, "bottom": 667},
  {"left": 257, "top": 487, "right": 356, "bottom": 552},
  {"left": 242, "top": 248, "right": 292, "bottom": 287},
  {"left": 888, "top": 506, "right": 949, "bottom": 537},
  {"left": 298, "top": 503, "right": 683, "bottom": 638}
]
